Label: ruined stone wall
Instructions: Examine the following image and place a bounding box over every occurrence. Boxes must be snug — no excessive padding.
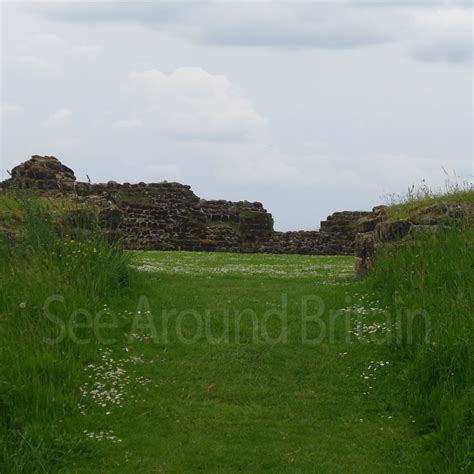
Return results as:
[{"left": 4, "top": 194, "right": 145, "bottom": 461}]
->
[
  {"left": 3, "top": 155, "right": 76, "bottom": 191},
  {"left": 1, "top": 156, "right": 373, "bottom": 255},
  {"left": 354, "top": 203, "right": 472, "bottom": 279},
  {"left": 77, "top": 181, "right": 207, "bottom": 250},
  {"left": 200, "top": 200, "right": 274, "bottom": 252},
  {"left": 91, "top": 191, "right": 369, "bottom": 255},
  {"left": 260, "top": 231, "right": 323, "bottom": 254},
  {"left": 260, "top": 211, "right": 372, "bottom": 255},
  {"left": 75, "top": 182, "right": 276, "bottom": 251}
]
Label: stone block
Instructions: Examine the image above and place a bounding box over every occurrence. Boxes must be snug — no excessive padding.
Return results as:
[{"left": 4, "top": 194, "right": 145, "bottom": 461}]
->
[
  {"left": 375, "top": 220, "right": 412, "bottom": 242},
  {"left": 354, "top": 232, "right": 375, "bottom": 259},
  {"left": 357, "top": 216, "right": 381, "bottom": 233}
]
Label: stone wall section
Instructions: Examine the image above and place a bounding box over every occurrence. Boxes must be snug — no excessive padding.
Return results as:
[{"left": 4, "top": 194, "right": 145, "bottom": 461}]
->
[
  {"left": 199, "top": 200, "right": 274, "bottom": 252},
  {"left": 4, "top": 155, "right": 76, "bottom": 191},
  {"left": 1, "top": 156, "right": 375, "bottom": 256},
  {"left": 78, "top": 181, "right": 207, "bottom": 250},
  {"left": 262, "top": 211, "right": 372, "bottom": 255},
  {"left": 354, "top": 202, "right": 472, "bottom": 279}
]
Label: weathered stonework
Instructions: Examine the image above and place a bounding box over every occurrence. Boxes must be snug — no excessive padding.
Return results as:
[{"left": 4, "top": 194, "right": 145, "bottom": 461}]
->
[
  {"left": 200, "top": 200, "right": 274, "bottom": 252},
  {"left": 1, "top": 156, "right": 373, "bottom": 256},
  {"left": 354, "top": 202, "right": 472, "bottom": 279},
  {"left": 5, "top": 155, "right": 76, "bottom": 192},
  {"left": 259, "top": 211, "right": 371, "bottom": 256}
]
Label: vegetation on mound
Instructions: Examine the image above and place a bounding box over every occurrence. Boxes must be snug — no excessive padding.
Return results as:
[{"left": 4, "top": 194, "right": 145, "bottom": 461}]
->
[
  {"left": 0, "top": 197, "right": 131, "bottom": 471},
  {"left": 383, "top": 180, "right": 473, "bottom": 221},
  {"left": 0, "top": 190, "right": 96, "bottom": 236},
  {"left": 368, "top": 197, "right": 473, "bottom": 471}
]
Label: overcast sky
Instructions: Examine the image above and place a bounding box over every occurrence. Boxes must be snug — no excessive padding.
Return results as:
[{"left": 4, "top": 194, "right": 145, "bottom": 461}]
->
[{"left": 1, "top": 1, "right": 472, "bottom": 230}]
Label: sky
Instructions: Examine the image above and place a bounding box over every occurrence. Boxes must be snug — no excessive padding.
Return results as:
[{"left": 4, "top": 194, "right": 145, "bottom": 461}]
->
[{"left": 1, "top": 1, "right": 472, "bottom": 231}]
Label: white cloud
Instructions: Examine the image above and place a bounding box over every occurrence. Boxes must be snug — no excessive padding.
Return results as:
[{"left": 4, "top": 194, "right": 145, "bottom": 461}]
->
[
  {"left": 1, "top": 103, "right": 24, "bottom": 115},
  {"left": 406, "top": 8, "right": 472, "bottom": 63},
  {"left": 194, "top": 4, "right": 391, "bottom": 49},
  {"left": 112, "top": 118, "right": 142, "bottom": 129},
  {"left": 18, "top": 32, "right": 101, "bottom": 64},
  {"left": 32, "top": 3, "right": 472, "bottom": 63},
  {"left": 45, "top": 108, "right": 72, "bottom": 125},
  {"left": 214, "top": 143, "right": 461, "bottom": 192},
  {"left": 33, "top": 3, "right": 392, "bottom": 49},
  {"left": 127, "top": 67, "right": 266, "bottom": 142}
]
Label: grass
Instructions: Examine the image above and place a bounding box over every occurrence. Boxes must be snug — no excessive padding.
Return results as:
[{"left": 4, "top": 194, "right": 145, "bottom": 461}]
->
[
  {"left": 383, "top": 180, "right": 473, "bottom": 220},
  {"left": 374, "top": 182, "right": 474, "bottom": 472},
  {"left": 0, "top": 198, "right": 425, "bottom": 472},
  {"left": 68, "top": 250, "right": 426, "bottom": 473},
  {"left": 0, "top": 197, "right": 131, "bottom": 471},
  {"left": 1, "top": 191, "right": 471, "bottom": 472},
  {"left": 367, "top": 226, "right": 473, "bottom": 471}
]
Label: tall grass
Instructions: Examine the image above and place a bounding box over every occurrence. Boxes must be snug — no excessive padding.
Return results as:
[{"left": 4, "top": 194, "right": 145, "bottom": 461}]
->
[
  {"left": 367, "top": 226, "right": 473, "bottom": 471},
  {"left": 0, "top": 197, "right": 131, "bottom": 472},
  {"left": 382, "top": 177, "right": 473, "bottom": 221},
  {"left": 384, "top": 172, "right": 473, "bottom": 205}
]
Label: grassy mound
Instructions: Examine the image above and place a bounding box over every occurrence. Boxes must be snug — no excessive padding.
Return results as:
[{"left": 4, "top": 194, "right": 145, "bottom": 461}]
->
[
  {"left": 0, "top": 196, "right": 131, "bottom": 471},
  {"left": 367, "top": 211, "right": 473, "bottom": 471},
  {"left": 383, "top": 180, "right": 473, "bottom": 221}
]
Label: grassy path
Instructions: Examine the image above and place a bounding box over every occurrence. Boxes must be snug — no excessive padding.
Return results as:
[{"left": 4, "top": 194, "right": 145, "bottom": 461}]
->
[{"left": 74, "top": 252, "right": 425, "bottom": 472}]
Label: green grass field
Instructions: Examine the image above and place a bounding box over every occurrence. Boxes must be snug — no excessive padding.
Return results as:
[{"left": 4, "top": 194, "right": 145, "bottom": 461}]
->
[
  {"left": 1, "top": 195, "right": 472, "bottom": 472},
  {"left": 69, "top": 251, "right": 427, "bottom": 472}
]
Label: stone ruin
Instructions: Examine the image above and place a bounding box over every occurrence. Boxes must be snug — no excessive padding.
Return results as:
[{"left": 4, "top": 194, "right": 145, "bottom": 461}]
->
[
  {"left": 1, "top": 155, "right": 373, "bottom": 255},
  {"left": 354, "top": 202, "right": 472, "bottom": 279},
  {"left": 7, "top": 155, "right": 76, "bottom": 191}
]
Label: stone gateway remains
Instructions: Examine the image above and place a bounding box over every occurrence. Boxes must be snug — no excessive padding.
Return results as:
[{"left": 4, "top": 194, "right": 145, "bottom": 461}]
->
[{"left": 1, "top": 155, "right": 373, "bottom": 255}]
